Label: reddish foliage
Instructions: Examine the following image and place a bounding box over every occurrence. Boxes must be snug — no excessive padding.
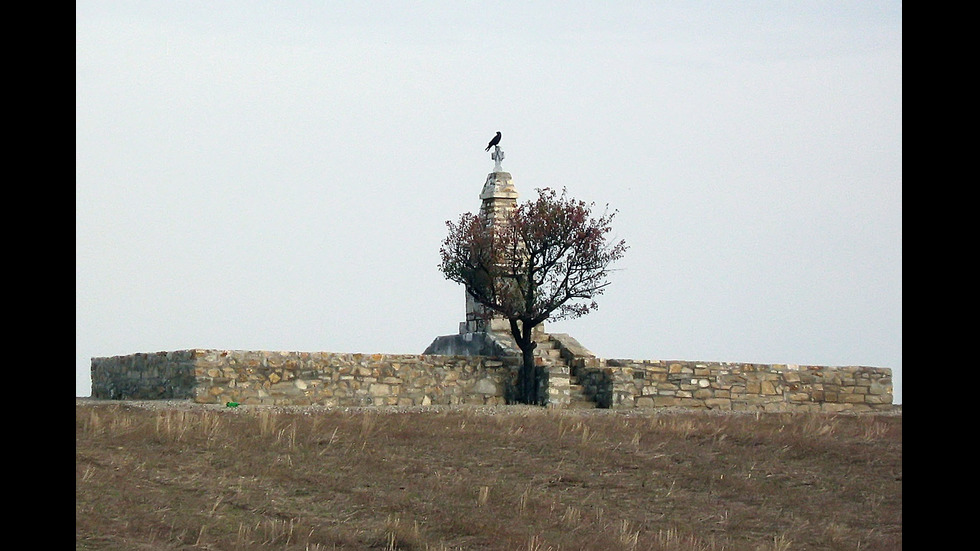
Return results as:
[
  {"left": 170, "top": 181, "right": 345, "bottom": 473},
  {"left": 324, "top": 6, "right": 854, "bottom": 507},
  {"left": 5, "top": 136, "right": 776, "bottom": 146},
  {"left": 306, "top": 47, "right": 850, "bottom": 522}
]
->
[{"left": 439, "top": 188, "right": 627, "bottom": 403}]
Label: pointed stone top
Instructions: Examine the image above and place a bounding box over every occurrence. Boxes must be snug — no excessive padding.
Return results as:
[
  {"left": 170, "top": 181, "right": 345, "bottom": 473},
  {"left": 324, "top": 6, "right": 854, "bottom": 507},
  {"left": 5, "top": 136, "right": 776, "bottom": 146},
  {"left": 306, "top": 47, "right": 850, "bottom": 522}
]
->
[{"left": 480, "top": 169, "right": 518, "bottom": 201}]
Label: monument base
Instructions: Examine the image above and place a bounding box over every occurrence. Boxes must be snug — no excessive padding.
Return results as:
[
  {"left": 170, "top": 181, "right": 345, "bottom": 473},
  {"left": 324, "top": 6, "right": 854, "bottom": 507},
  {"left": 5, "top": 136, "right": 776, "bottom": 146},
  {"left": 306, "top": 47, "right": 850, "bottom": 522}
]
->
[{"left": 422, "top": 331, "right": 521, "bottom": 357}]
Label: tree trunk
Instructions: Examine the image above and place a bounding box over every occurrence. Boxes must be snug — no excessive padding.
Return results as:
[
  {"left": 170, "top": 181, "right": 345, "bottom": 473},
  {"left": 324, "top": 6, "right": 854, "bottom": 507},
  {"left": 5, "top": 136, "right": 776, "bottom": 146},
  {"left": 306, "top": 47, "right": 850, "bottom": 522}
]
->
[
  {"left": 511, "top": 319, "right": 539, "bottom": 405},
  {"left": 519, "top": 344, "right": 537, "bottom": 405}
]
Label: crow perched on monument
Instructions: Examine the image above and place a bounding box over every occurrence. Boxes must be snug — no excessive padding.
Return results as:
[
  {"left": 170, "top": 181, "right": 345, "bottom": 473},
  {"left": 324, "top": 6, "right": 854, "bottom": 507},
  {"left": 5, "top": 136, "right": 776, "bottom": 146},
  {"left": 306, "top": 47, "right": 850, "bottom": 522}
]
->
[{"left": 485, "top": 131, "right": 501, "bottom": 151}]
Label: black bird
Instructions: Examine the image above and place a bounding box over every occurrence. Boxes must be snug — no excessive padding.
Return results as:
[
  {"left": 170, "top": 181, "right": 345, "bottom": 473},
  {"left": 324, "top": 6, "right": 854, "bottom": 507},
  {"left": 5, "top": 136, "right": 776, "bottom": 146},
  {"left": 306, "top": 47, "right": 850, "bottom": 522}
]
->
[{"left": 485, "top": 131, "right": 501, "bottom": 151}]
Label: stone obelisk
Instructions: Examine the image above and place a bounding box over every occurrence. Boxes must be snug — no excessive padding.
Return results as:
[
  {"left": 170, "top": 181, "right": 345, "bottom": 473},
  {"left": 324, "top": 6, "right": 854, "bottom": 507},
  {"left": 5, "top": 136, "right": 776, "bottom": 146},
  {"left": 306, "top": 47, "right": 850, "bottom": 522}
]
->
[
  {"left": 460, "top": 144, "right": 518, "bottom": 334},
  {"left": 423, "top": 144, "right": 525, "bottom": 356}
]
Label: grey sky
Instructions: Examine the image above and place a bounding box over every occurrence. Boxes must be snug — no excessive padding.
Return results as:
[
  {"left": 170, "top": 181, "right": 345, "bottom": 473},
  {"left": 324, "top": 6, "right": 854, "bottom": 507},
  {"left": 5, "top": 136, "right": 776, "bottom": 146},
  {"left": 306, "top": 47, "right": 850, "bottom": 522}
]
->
[{"left": 76, "top": 2, "right": 902, "bottom": 403}]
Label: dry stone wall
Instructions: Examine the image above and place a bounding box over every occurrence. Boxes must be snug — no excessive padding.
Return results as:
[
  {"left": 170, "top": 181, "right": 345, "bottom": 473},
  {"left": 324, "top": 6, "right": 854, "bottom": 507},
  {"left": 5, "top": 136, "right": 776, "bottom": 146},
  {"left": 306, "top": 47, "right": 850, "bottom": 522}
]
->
[
  {"left": 91, "top": 350, "right": 198, "bottom": 400},
  {"left": 92, "top": 350, "right": 520, "bottom": 407},
  {"left": 576, "top": 359, "right": 893, "bottom": 412},
  {"left": 91, "top": 349, "right": 893, "bottom": 411}
]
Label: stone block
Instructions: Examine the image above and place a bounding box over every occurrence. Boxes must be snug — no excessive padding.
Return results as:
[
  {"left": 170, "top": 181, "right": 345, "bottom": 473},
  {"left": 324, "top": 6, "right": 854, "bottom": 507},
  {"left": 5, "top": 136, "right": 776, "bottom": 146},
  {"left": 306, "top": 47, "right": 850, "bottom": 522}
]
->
[
  {"left": 760, "top": 381, "right": 779, "bottom": 395},
  {"left": 704, "top": 398, "right": 732, "bottom": 410},
  {"left": 865, "top": 394, "right": 892, "bottom": 404},
  {"left": 869, "top": 380, "right": 890, "bottom": 395},
  {"left": 653, "top": 396, "right": 682, "bottom": 407}
]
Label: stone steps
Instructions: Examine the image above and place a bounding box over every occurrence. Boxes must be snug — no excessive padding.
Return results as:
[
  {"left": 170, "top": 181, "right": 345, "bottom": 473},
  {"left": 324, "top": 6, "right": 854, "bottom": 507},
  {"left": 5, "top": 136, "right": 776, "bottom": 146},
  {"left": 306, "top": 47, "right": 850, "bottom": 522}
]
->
[
  {"left": 566, "top": 380, "right": 596, "bottom": 408},
  {"left": 533, "top": 333, "right": 598, "bottom": 409}
]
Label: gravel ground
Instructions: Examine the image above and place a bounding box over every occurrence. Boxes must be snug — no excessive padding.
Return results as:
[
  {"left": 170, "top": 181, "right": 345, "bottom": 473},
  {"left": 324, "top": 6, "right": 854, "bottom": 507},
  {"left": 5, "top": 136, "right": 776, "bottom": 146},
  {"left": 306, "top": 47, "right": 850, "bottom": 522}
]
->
[{"left": 75, "top": 397, "right": 901, "bottom": 417}]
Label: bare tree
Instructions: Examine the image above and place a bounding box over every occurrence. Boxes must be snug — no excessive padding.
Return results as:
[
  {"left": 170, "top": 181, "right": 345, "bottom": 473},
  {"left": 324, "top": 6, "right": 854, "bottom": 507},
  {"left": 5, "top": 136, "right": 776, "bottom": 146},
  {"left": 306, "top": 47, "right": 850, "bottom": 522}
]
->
[{"left": 439, "top": 187, "right": 627, "bottom": 404}]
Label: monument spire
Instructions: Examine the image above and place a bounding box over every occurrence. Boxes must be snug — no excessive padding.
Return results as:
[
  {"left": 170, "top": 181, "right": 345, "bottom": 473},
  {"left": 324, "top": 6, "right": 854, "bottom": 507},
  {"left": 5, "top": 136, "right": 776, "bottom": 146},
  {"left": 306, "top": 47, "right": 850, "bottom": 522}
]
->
[
  {"left": 463, "top": 148, "right": 518, "bottom": 334},
  {"left": 423, "top": 137, "right": 537, "bottom": 357}
]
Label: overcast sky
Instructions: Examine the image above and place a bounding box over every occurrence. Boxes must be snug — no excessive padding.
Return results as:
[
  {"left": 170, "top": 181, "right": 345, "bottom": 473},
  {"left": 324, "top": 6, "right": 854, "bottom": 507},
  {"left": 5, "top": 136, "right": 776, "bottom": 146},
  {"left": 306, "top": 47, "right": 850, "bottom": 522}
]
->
[{"left": 76, "top": 1, "right": 902, "bottom": 403}]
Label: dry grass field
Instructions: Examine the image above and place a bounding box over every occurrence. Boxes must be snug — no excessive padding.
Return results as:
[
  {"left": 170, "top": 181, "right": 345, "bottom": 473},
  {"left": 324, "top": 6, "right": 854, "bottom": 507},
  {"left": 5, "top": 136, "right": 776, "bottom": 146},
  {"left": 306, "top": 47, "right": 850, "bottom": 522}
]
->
[{"left": 76, "top": 399, "right": 901, "bottom": 550}]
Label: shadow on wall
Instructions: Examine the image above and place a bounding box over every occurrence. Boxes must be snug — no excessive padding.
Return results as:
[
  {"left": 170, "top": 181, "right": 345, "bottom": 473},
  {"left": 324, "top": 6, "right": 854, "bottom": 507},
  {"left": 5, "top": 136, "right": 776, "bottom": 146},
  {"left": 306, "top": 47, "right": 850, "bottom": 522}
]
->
[{"left": 578, "top": 368, "right": 614, "bottom": 408}]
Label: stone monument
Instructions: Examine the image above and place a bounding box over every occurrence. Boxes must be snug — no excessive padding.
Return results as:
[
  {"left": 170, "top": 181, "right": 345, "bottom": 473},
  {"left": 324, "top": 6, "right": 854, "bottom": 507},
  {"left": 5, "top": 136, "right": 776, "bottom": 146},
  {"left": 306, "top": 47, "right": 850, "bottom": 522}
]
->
[{"left": 424, "top": 144, "right": 532, "bottom": 357}]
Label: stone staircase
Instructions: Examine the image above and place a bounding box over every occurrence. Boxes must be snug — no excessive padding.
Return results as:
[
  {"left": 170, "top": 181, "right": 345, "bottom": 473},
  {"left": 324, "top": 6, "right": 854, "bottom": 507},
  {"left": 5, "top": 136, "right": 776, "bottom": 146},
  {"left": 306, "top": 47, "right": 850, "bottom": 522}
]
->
[
  {"left": 533, "top": 332, "right": 599, "bottom": 409},
  {"left": 427, "top": 328, "right": 602, "bottom": 408}
]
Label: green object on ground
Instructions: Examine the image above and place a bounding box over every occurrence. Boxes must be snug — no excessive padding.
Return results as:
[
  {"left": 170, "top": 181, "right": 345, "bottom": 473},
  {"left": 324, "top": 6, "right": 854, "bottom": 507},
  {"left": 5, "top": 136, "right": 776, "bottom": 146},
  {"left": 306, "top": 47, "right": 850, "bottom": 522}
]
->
[{"left": 225, "top": 402, "right": 239, "bottom": 408}]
